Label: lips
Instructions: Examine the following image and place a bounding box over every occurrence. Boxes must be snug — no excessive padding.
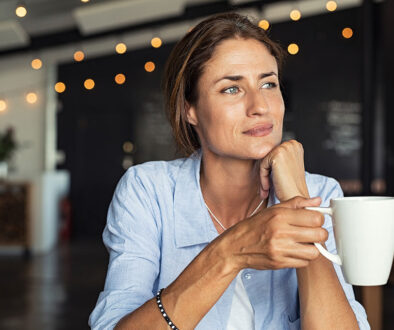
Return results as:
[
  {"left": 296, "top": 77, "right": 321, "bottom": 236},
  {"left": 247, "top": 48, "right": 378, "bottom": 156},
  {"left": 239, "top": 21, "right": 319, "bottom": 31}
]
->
[{"left": 243, "top": 124, "right": 273, "bottom": 137}]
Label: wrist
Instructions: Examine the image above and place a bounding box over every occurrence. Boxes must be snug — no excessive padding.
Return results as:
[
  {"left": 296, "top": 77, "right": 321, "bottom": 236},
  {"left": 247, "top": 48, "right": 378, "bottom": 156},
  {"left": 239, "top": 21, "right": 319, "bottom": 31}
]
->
[{"left": 205, "top": 234, "right": 242, "bottom": 277}]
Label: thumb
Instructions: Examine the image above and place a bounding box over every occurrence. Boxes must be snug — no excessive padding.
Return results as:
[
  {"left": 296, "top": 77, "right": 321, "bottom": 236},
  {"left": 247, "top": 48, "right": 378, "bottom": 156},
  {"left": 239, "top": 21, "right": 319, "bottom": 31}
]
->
[{"left": 273, "top": 196, "right": 322, "bottom": 210}]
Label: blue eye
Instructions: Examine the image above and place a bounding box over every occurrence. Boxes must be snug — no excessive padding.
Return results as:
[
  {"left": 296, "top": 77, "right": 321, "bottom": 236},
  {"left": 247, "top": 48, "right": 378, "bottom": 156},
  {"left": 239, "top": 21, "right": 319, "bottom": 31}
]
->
[
  {"left": 223, "top": 86, "right": 239, "bottom": 94},
  {"left": 262, "top": 82, "right": 277, "bottom": 89}
]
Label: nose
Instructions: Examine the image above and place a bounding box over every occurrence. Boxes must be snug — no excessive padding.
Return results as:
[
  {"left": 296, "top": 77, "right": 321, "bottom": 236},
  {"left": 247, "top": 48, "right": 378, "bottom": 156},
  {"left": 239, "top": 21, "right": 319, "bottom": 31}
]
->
[{"left": 245, "top": 89, "right": 269, "bottom": 117}]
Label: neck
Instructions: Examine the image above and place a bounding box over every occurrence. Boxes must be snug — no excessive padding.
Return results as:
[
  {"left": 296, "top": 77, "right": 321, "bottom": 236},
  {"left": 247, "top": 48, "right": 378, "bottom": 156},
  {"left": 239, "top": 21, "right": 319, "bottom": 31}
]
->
[{"left": 200, "top": 149, "right": 264, "bottom": 228}]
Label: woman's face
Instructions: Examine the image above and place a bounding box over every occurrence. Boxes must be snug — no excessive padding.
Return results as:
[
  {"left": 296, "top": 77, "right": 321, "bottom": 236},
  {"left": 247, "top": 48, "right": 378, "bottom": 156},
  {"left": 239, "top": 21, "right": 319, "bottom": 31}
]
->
[{"left": 187, "top": 37, "right": 285, "bottom": 160}]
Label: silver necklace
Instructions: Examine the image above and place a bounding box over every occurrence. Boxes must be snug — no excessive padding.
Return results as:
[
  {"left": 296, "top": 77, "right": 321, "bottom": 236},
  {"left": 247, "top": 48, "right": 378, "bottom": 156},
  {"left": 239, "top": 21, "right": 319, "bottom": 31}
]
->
[{"left": 205, "top": 198, "right": 265, "bottom": 231}]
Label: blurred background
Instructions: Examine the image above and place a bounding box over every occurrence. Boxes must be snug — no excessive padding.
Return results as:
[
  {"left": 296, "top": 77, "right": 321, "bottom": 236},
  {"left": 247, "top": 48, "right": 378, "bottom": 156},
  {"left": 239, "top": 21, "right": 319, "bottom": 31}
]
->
[{"left": 0, "top": 0, "right": 393, "bottom": 329}]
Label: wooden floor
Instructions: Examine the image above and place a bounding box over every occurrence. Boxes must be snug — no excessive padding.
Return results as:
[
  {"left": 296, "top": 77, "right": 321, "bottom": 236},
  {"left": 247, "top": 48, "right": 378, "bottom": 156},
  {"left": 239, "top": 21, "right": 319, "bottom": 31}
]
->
[{"left": 0, "top": 240, "right": 393, "bottom": 330}]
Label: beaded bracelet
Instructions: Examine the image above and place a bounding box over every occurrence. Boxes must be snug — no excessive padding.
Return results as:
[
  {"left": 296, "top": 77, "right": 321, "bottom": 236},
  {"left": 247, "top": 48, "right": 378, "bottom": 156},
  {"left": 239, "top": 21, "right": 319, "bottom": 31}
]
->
[{"left": 156, "top": 288, "right": 180, "bottom": 330}]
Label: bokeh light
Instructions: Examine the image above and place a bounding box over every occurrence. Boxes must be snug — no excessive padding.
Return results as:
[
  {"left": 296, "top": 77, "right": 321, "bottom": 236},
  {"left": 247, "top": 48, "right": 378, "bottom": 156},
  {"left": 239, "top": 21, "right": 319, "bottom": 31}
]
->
[
  {"left": 54, "top": 82, "right": 66, "bottom": 93},
  {"left": 26, "top": 92, "right": 37, "bottom": 104},
  {"left": 0, "top": 99, "right": 7, "bottom": 112},
  {"left": 115, "top": 43, "right": 127, "bottom": 54},
  {"left": 342, "top": 27, "right": 353, "bottom": 39},
  {"left": 151, "top": 37, "right": 162, "bottom": 48},
  {"left": 326, "top": 1, "right": 337, "bottom": 12},
  {"left": 290, "top": 9, "right": 301, "bottom": 21},
  {"left": 115, "top": 73, "right": 126, "bottom": 85},
  {"left": 287, "top": 43, "right": 299, "bottom": 55},
  {"left": 15, "top": 6, "right": 27, "bottom": 17},
  {"left": 258, "top": 20, "right": 270, "bottom": 30},
  {"left": 123, "top": 141, "right": 134, "bottom": 153},
  {"left": 31, "top": 58, "right": 42, "bottom": 70},
  {"left": 74, "top": 50, "right": 85, "bottom": 62},
  {"left": 144, "top": 61, "right": 155, "bottom": 72},
  {"left": 84, "top": 79, "right": 95, "bottom": 90}
]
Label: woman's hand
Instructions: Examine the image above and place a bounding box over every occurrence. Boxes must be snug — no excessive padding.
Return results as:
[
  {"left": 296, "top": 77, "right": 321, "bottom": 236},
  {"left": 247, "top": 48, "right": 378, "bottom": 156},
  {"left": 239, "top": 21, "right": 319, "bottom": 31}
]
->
[
  {"left": 217, "top": 196, "right": 327, "bottom": 271},
  {"left": 259, "top": 140, "right": 309, "bottom": 202}
]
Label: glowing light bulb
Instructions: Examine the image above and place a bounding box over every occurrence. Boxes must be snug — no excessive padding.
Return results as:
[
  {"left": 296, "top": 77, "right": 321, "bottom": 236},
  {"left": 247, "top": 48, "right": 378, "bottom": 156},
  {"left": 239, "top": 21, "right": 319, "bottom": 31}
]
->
[
  {"left": 151, "top": 37, "right": 162, "bottom": 48},
  {"left": 342, "top": 27, "right": 353, "bottom": 39},
  {"left": 115, "top": 43, "right": 127, "bottom": 54},
  {"left": 144, "top": 61, "right": 155, "bottom": 72},
  {"left": 74, "top": 50, "right": 85, "bottom": 62},
  {"left": 326, "top": 1, "right": 337, "bottom": 12},
  {"left": 55, "top": 82, "right": 66, "bottom": 93},
  {"left": 16, "top": 6, "right": 27, "bottom": 18},
  {"left": 31, "top": 58, "right": 42, "bottom": 70},
  {"left": 0, "top": 99, "right": 7, "bottom": 112},
  {"left": 115, "top": 74, "right": 126, "bottom": 85},
  {"left": 287, "top": 43, "right": 299, "bottom": 55},
  {"left": 290, "top": 9, "right": 301, "bottom": 21},
  {"left": 258, "top": 20, "right": 270, "bottom": 30},
  {"left": 84, "top": 78, "right": 95, "bottom": 90},
  {"left": 26, "top": 92, "right": 37, "bottom": 104}
]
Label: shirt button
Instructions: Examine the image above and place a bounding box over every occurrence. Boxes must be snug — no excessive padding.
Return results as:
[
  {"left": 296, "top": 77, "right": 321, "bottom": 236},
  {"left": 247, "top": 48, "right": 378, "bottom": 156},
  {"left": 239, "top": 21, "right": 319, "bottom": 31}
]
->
[{"left": 244, "top": 272, "right": 252, "bottom": 280}]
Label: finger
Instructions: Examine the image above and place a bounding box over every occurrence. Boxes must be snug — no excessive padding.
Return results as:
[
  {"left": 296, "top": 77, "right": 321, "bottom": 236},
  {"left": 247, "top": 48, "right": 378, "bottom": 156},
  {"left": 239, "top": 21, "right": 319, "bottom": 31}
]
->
[
  {"left": 270, "top": 208, "right": 325, "bottom": 227},
  {"left": 260, "top": 153, "right": 272, "bottom": 191},
  {"left": 242, "top": 254, "right": 310, "bottom": 270},
  {"left": 277, "top": 196, "right": 321, "bottom": 210},
  {"left": 285, "top": 243, "right": 321, "bottom": 260},
  {"left": 260, "top": 187, "right": 269, "bottom": 200},
  {"left": 288, "top": 226, "right": 329, "bottom": 243}
]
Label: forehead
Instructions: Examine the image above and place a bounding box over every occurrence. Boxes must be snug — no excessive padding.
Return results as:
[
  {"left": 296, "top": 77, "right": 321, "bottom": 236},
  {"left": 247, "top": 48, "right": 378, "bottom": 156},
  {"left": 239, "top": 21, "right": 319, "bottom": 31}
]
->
[{"left": 202, "top": 37, "right": 278, "bottom": 77}]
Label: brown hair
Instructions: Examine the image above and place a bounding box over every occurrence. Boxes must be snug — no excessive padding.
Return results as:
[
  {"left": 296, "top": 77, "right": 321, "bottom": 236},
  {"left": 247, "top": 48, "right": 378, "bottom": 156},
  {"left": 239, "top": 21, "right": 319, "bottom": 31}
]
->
[{"left": 163, "top": 12, "right": 286, "bottom": 156}]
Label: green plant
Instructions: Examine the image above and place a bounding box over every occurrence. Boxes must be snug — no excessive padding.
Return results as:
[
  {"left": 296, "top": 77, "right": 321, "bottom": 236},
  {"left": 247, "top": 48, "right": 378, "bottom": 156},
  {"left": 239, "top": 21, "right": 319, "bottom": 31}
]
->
[{"left": 0, "top": 127, "right": 17, "bottom": 162}]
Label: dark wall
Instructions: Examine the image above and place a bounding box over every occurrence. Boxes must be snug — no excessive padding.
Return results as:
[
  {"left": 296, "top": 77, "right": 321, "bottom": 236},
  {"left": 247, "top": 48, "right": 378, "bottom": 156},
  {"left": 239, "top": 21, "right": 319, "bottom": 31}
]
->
[
  {"left": 383, "top": 0, "right": 394, "bottom": 195},
  {"left": 57, "top": 6, "right": 385, "bottom": 239},
  {"left": 57, "top": 44, "right": 178, "bottom": 238},
  {"left": 271, "top": 8, "right": 363, "bottom": 180}
]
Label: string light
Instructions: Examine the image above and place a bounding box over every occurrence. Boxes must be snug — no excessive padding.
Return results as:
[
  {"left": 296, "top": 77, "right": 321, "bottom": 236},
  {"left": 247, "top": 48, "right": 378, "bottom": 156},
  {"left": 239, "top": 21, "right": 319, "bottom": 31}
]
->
[
  {"left": 287, "top": 43, "right": 299, "bottom": 55},
  {"left": 342, "top": 27, "right": 353, "bottom": 39},
  {"left": 74, "top": 50, "right": 85, "bottom": 62},
  {"left": 144, "top": 61, "right": 155, "bottom": 72},
  {"left": 151, "top": 37, "right": 162, "bottom": 48},
  {"left": 290, "top": 9, "right": 301, "bottom": 21},
  {"left": 115, "top": 74, "right": 126, "bottom": 85},
  {"left": 0, "top": 99, "right": 7, "bottom": 112},
  {"left": 326, "top": 1, "right": 337, "bottom": 12},
  {"left": 115, "top": 42, "right": 127, "bottom": 54},
  {"left": 54, "top": 82, "right": 66, "bottom": 93},
  {"left": 26, "top": 92, "right": 37, "bottom": 104},
  {"left": 258, "top": 20, "right": 270, "bottom": 30},
  {"left": 84, "top": 78, "right": 95, "bottom": 90},
  {"left": 123, "top": 141, "right": 134, "bottom": 153},
  {"left": 15, "top": 4, "right": 27, "bottom": 18},
  {"left": 31, "top": 58, "right": 42, "bottom": 70}
]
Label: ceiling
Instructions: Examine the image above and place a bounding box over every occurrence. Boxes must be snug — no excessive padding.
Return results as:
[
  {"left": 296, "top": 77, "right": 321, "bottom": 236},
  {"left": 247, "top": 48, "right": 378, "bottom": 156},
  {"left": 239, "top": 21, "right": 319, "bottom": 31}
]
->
[
  {"left": 0, "top": 0, "right": 232, "bottom": 54},
  {"left": 0, "top": 0, "right": 367, "bottom": 57}
]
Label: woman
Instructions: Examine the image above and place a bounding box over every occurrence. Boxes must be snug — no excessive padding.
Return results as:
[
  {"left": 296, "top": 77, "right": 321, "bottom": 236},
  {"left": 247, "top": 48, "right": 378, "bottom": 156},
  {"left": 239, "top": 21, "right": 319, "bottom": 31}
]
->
[{"left": 90, "top": 13, "right": 369, "bottom": 329}]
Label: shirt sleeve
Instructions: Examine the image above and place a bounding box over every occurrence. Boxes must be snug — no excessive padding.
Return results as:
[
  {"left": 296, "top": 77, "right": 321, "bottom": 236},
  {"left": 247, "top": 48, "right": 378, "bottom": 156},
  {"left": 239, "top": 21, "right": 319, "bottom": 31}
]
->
[
  {"left": 318, "top": 177, "right": 371, "bottom": 330},
  {"left": 89, "top": 167, "right": 161, "bottom": 330}
]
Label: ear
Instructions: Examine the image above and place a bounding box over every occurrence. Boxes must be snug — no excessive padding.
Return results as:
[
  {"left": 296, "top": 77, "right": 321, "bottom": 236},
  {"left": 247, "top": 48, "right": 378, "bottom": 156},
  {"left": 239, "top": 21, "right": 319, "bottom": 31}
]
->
[{"left": 185, "top": 101, "right": 198, "bottom": 126}]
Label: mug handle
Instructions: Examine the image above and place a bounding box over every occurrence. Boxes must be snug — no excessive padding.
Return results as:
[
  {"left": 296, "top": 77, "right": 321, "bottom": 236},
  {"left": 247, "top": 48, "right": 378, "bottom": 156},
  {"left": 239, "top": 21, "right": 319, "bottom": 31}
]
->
[{"left": 305, "top": 207, "right": 342, "bottom": 266}]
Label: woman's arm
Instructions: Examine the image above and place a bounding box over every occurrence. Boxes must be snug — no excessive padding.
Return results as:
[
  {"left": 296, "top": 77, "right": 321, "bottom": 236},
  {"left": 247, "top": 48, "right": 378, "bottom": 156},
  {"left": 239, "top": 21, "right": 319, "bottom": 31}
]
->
[
  {"left": 260, "top": 140, "right": 360, "bottom": 329},
  {"left": 115, "top": 196, "right": 326, "bottom": 330}
]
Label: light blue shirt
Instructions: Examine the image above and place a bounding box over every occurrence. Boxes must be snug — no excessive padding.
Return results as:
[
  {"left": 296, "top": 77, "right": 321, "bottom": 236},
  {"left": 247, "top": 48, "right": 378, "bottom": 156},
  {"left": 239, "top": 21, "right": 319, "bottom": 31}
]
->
[{"left": 89, "top": 150, "right": 370, "bottom": 329}]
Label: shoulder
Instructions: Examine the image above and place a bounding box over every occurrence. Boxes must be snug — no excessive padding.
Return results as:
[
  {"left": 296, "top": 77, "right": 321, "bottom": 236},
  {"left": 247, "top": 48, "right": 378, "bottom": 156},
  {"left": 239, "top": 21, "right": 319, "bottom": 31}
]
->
[
  {"left": 305, "top": 171, "right": 344, "bottom": 206},
  {"left": 116, "top": 157, "right": 189, "bottom": 196}
]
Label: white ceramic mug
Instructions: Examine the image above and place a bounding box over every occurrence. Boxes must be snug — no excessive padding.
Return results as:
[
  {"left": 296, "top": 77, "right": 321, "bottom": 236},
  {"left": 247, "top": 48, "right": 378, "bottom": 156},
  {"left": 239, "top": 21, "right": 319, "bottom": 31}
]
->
[{"left": 306, "top": 196, "right": 394, "bottom": 286}]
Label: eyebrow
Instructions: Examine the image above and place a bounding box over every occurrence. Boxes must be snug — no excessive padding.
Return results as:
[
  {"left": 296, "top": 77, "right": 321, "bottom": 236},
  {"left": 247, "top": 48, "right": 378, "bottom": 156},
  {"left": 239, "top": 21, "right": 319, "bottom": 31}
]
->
[{"left": 214, "top": 71, "right": 278, "bottom": 84}]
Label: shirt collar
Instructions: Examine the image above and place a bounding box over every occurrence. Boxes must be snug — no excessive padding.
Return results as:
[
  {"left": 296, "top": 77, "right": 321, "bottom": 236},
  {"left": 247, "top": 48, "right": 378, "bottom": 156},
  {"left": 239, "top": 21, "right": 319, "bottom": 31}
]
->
[
  {"left": 173, "top": 149, "right": 278, "bottom": 248},
  {"left": 174, "top": 149, "right": 218, "bottom": 248}
]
